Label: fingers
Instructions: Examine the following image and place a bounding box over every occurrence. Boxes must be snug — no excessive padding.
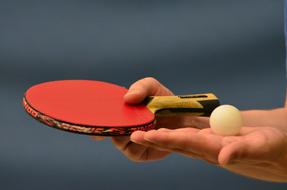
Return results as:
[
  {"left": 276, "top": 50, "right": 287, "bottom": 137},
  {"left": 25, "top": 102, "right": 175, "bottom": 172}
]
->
[
  {"left": 112, "top": 135, "right": 170, "bottom": 162},
  {"left": 131, "top": 128, "right": 222, "bottom": 163},
  {"left": 112, "top": 136, "right": 131, "bottom": 151},
  {"left": 218, "top": 141, "right": 247, "bottom": 165},
  {"left": 124, "top": 77, "right": 173, "bottom": 104},
  {"left": 131, "top": 130, "right": 172, "bottom": 151},
  {"left": 131, "top": 130, "right": 203, "bottom": 160},
  {"left": 143, "top": 130, "right": 203, "bottom": 152},
  {"left": 218, "top": 133, "right": 264, "bottom": 165},
  {"left": 112, "top": 136, "right": 146, "bottom": 161}
]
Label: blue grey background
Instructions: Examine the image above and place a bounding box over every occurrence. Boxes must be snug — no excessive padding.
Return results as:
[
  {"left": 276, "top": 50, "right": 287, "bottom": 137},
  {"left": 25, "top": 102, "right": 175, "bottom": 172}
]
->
[{"left": 0, "top": 0, "right": 287, "bottom": 189}]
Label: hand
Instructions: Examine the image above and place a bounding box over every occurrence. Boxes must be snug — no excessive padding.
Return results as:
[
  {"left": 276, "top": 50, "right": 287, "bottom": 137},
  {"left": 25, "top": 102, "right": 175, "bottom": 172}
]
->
[
  {"left": 111, "top": 77, "right": 209, "bottom": 162},
  {"left": 130, "top": 126, "right": 287, "bottom": 182}
]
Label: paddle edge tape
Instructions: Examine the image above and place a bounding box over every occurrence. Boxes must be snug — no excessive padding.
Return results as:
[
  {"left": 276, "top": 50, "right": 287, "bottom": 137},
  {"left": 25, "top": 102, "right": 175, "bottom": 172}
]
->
[{"left": 22, "top": 97, "right": 155, "bottom": 136}]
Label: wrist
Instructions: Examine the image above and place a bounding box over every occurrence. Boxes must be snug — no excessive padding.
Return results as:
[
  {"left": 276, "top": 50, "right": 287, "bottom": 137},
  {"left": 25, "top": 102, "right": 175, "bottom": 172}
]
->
[{"left": 241, "top": 109, "right": 287, "bottom": 131}]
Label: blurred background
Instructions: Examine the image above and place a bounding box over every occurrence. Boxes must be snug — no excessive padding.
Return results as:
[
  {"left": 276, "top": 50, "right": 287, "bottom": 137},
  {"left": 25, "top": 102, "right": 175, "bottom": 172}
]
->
[{"left": 0, "top": 0, "right": 287, "bottom": 189}]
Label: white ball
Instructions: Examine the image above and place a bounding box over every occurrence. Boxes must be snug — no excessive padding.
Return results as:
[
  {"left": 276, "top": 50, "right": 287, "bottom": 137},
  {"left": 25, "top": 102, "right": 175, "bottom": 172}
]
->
[{"left": 209, "top": 105, "right": 243, "bottom": 136}]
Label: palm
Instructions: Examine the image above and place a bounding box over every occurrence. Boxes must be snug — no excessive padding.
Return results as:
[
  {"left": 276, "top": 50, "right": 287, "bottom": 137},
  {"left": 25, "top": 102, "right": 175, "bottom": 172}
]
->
[
  {"left": 131, "top": 126, "right": 287, "bottom": 182},
  {"left": 217, "top": 127, "right": 287, "bottom": 182}
]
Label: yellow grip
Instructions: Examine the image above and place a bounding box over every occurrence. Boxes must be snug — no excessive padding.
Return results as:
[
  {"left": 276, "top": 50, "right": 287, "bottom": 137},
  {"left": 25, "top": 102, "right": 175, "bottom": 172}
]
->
[{"left": 145, "top": 93, "right": 220, "bottom": 116}]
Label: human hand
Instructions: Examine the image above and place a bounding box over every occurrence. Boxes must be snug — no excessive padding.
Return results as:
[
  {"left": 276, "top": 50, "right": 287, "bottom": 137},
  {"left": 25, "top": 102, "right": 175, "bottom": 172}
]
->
[
  {"left": 111, "top": 77, "right": 210, "bottom": 162},
  {"left": 130, "top": 126, "right": 287, "bottom": 182}
]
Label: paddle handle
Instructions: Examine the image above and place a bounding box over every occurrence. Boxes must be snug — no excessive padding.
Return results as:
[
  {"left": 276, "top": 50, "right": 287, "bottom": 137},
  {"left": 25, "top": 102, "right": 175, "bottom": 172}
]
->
[{"left": 144, "top": 93, "right": 220, "bottom": 116}]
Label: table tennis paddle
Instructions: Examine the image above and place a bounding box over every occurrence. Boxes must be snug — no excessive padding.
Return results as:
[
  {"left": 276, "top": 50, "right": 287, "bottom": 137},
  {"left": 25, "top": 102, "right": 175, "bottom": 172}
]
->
[{"left": 23, "top": 80, "right": 220, "bottom": 136}]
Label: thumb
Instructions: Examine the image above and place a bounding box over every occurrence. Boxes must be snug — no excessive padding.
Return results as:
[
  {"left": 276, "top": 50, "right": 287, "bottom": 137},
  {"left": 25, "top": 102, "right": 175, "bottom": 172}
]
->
[
  {"left": 124, "top": 77, "right": 162, "bottom": 104},
  {"left": 218, "top": 140, "right": 248, "bottom": 165}
]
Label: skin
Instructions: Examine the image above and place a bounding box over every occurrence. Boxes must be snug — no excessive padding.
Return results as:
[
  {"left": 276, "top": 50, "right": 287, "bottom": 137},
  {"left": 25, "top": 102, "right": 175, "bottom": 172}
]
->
[{"left": 94, "top": 77, "right": 287, "bottom": 183}]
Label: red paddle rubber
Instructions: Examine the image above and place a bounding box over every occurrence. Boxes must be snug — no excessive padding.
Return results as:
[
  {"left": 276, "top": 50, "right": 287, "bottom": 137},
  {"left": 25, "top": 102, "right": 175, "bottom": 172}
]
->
[{"left": 23, "top": 98, "right": 155, "bottom": 136}]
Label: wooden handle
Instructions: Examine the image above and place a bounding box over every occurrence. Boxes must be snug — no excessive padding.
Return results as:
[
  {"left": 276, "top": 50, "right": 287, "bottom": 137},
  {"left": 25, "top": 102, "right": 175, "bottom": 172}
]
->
[{"left": 144, "top": 93, "right": 220, "bottom": 116}]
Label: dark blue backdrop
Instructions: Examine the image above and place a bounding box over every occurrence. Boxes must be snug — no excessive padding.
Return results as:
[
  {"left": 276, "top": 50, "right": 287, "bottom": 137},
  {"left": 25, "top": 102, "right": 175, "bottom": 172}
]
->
[{"left": 0, "top": 0, "right": 286, "bottom": 190}]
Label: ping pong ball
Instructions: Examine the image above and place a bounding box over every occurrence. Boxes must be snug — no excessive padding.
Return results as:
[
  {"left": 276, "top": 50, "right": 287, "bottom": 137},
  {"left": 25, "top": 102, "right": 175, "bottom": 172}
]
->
[{"left": 209, "top": 105, "right": 243, "bottom": 136}]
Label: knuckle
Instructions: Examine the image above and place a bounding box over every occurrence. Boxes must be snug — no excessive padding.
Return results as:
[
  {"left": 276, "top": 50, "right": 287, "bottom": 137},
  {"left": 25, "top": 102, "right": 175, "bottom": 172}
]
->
[
  {"left": 143, "top": 77, "right": 159, "bottom": 84},
  {"left": 136, "top": 77, "right": 160, "bottom": 95},
  {"left": 157, "top": 128, "right": 170, "bottom": 132},
  {"left": 142, "top": 77, "right": 160, "bottom": 88},
  {"left": 129, "top": 78, "right": 155, "bottom": 91},
  {"left": 129, "top": 82, "right": 143, "bottom": 90}
]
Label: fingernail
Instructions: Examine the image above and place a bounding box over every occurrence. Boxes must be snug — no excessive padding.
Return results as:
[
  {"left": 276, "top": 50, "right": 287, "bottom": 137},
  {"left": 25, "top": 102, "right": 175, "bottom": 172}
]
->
[
  {"left": 127, "top": 89, "right": 138, "bottom": 95},
  {"left": 125, "top": 90, "right": 140, "bottom": 99},
  {"left": 130, "top": 138, "right": 139, "bottom": 143}
]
